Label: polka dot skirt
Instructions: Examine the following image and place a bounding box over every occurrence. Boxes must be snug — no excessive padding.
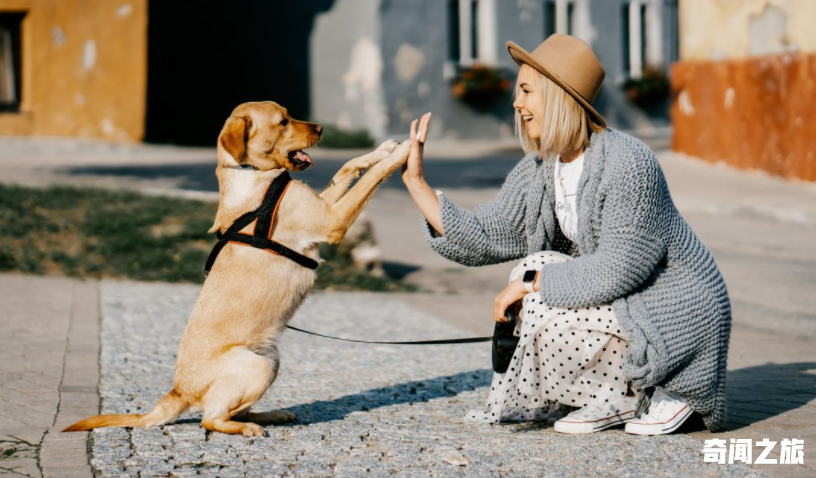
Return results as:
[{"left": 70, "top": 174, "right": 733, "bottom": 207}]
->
[{"left": 467, "top": 251, "right": 641, "bottom": 423}]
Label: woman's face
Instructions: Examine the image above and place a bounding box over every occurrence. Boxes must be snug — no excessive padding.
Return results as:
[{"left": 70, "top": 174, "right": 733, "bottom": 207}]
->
[{"left": 512, "top": 65, "right": 543, "bottom": 142}]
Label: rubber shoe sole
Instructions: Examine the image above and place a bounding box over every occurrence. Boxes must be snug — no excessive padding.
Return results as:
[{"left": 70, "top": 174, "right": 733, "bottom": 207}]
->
[
  {"left": 624, "top": 405, "right": 693, "bottom": 435},
  {"left": 553, "top": 409, "right": 635, "bottom": 434}
]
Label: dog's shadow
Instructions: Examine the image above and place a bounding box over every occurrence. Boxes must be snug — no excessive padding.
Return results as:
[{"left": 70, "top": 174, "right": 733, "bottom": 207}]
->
[
  {"left": 274, "top": 369, "right": 493, "bottom": 426},
  {"left": 169, "top": 369, "right": 491, "bottom": 430}
]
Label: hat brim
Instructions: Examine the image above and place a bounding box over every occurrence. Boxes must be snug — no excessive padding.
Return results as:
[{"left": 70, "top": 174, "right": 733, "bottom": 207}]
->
[{"left": 506, "top": 41, "right": 606, "bottom": 129}]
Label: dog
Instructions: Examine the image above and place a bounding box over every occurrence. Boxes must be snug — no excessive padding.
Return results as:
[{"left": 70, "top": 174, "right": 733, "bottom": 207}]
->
[{"left": 64, "top": 101, "right": 412, "bottom": 436}]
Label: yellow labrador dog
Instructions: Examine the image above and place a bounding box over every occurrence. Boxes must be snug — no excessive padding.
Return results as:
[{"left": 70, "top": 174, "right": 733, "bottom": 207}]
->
[{"left": 65, "top": 101, "right": 412, "bottom": 436}]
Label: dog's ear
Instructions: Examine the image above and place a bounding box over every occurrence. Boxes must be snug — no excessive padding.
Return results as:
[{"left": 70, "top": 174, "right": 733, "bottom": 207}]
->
[{"left": 219, "top": 115, "right": 252, "bottom": 165}]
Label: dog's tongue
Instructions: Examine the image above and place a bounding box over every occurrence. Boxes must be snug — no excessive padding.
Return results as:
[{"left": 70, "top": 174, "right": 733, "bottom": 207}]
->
[{"left": 294, "top": 150, "right": 312, "bottom": 164}]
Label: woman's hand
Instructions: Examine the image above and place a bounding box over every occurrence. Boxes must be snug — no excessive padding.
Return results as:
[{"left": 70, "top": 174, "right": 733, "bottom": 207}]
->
[
  {"left": 493, "top": 278, "right": 528, "bottom": 323},
  {"left": 402, "top": 113, "right": 431, "bottom": 185},
  {"left": 401, "top": 113, "right": 444, "bottom": 234}
]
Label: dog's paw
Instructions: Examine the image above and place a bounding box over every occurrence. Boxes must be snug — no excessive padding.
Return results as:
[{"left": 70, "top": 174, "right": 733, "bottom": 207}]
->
[
  {"left": 240, "top": 422, "right": 266, "bottom": 437},
  {"left": 376, "top": 139, "right": 400, "bottom": 154},
  {"left": 385, "top": 139, "right": 412, "bottom": 165}
]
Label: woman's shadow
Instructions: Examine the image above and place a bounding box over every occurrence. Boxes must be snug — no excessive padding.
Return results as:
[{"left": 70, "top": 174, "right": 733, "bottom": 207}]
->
[
  {"left": 673, "top": 361, "right": 816, "bottom": 433},
  {"left": 720, "top": 361, "right": 816, "bottom": 431}
]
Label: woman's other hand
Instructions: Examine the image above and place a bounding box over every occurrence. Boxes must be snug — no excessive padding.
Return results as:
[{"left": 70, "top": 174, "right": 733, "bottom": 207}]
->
[
  {"left": 493, "top": 278, "right": 527, "bottom": 323},
  {"left": 401, "top": 113, "right": 444, "bottom": 235}
]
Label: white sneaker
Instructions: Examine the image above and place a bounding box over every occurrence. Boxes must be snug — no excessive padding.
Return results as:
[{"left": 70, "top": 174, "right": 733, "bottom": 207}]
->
[
  {"left": 553, "top": 395, "right": 638, "bottom": 434},
  {"left": 624, "top": 387, "right": 693, "bottom": 435}
]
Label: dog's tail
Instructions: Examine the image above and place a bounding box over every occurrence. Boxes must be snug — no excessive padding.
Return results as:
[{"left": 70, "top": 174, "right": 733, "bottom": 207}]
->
[{"left": 63, "top": 389, "right": 188, "bottom": 432}]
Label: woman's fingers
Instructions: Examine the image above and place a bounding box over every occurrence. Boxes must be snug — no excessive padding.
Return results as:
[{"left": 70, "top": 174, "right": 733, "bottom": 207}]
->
[
  {"left": 410, "top": 118, "right": 417, "bottom": 141},
  {"left": 493, "top": 295, "right": 508, "bottom": 323},
  {"left": 417, "top": 112, "right": 431, "bottom": 143}
]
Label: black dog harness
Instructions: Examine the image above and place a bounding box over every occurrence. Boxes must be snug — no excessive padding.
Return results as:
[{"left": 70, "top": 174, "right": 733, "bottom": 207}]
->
[{"left": 203, "top": 171, "right": 319, "bottom": 276}]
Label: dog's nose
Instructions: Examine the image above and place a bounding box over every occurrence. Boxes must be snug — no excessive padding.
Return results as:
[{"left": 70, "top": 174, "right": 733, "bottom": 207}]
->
[{"left": 314, "top": 124, "right": 322, "bottom": 135}]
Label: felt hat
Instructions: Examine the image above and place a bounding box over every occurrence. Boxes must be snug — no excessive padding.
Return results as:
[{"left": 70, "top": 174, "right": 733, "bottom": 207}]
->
[{"left": 507, "top": 34, "right": 606, "bottom": 128}]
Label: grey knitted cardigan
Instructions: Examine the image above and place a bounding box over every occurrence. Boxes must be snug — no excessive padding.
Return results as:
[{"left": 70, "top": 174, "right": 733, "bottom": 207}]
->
[{"left": 421, "top": 128, "right": 731, "bottom": 432}]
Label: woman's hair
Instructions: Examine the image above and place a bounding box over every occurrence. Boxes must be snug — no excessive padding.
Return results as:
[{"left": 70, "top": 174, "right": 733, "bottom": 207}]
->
[{"left": 514, "top": 64, "right": 605, "bottom": 157}]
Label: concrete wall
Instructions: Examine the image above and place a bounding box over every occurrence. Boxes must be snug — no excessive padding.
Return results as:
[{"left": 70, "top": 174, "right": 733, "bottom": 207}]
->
[
  {"left": 378, "top": 0, "right": 521, "bottom": 141},
  {"left": 0, "top": 0, "right": 147, "bottom": 141},
  {"left": 679, "top": 0, "right": 816, "bottom": 60},
  {"left": 672, "top": 0, "right": 816, "bottom": 181},
  {"left": 311, "top": 0, "right": 384, "bottom": 138}
]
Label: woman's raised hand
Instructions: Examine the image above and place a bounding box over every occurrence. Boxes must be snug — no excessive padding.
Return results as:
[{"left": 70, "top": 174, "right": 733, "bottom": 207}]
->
[
  {"left": 400, "top": 112, "right": 443, "bottom": 235},
  {"left": 402, "top": 113, "right": 431, "bottom": 185}
]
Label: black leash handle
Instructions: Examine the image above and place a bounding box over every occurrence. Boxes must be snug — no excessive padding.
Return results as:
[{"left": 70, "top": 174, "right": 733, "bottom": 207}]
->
[{"left": 285, "top": 325, "right": 491, "bottom": 345}]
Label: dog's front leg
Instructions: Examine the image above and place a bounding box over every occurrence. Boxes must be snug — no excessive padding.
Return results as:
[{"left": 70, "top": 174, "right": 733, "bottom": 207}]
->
[
  {"left": 319, "top": 140, "right": 399, "bottom": 205},
  {"left": 323, "top": 140, "right": 412, "bottom": 243}
]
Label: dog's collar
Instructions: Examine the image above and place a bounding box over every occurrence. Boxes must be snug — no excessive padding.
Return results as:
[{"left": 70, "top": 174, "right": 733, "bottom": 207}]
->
[{"left": 203, "top": 171, "right": 319, "bottom": 276}]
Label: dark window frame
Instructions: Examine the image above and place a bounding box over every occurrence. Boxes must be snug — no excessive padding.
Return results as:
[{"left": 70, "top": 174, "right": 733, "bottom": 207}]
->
[
  {"left": 0, "top": 12, "right": 24, "bottom": 113},
  {"left": 448, "top": 0, "right": 461, "bottom": 62}
]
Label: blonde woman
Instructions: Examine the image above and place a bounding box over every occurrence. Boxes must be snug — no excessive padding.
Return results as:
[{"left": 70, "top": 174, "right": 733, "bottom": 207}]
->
[{"left": 402, "top": 34, "right": 731, "bottom": 434}]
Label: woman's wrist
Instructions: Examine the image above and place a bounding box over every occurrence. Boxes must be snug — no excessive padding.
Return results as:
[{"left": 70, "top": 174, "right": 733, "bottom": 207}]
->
[
  {"left": 533, "top": 270, "right": 541, "bottom": 292},
  {"left": 404, "top": 175, "right": 427, "bottom": 190}
]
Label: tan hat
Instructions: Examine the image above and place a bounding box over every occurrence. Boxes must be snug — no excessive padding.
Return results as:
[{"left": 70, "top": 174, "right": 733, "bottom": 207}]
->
[{"left": 507, "top": 34, "right": 606, "bottom": 128}]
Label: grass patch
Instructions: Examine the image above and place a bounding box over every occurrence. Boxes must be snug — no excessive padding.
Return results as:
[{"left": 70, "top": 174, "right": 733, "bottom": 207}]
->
[
  {"left": 0, "top": 184, "right": 415, "bottom": 291},
  {"left": 318, "top": 124, "right": 375, "bottom": 149}
]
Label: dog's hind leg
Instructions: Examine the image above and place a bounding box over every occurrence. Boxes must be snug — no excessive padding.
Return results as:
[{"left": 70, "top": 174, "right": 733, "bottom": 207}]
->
[
  {"left": 199, "top": 348, "right": 277, "bottom": 437},
  {"left": 319, "top": 140, "right": 399, "bottom": 204}
]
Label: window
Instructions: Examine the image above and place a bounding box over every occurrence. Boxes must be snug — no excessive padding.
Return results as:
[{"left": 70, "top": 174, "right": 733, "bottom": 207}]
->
[
  {"left": 0, "top": 13, "right": 23, "bottom": 112},
  {"left": 446, "top": 0, "right": 497, "bottom": 67},
  {"left": 622, "top": 2, "right": 647, "bottom": 78},
  {"left": 543, "top": 1, "right": 556, "bottom": 38},
  {"left": 543, "top": 0, "right": 576, "bottom": 39},
  {"left": 448, "top": 1, "right": 460, "bottom": 63}
]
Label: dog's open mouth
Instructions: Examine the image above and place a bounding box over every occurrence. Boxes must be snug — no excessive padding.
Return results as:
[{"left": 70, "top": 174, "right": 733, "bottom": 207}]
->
[{"left": 288, "top": 150, "right": 313, "bottom": 168}]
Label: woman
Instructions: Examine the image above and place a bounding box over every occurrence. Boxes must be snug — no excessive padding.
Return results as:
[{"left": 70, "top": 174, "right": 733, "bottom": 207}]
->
[{"left": 401, "top": 34, "right": 731, "bottom": 434}]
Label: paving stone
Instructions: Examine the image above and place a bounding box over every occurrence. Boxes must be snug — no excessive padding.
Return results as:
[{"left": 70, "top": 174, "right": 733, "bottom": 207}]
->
[{"left": 89, "top": 281, "right": 769, "bottom": 478}]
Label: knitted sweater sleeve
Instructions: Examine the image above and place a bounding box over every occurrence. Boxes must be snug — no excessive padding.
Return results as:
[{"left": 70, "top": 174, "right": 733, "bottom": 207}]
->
[
  {"left": 419, "top": 157, "right": 531, "bottom": 266},
  {"left": 538, "top": 150, "right": 669, "bottom": 307}
]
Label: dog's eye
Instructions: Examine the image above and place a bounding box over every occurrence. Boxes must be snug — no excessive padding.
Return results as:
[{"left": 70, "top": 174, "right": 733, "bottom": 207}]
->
[{"left": 280, "top": 118, "right": 289, "bottom": 126}]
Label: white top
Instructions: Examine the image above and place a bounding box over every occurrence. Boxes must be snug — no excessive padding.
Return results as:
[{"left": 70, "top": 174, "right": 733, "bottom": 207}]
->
[{"left": 554, "top": 152, "right": 585, "bottom": 242}]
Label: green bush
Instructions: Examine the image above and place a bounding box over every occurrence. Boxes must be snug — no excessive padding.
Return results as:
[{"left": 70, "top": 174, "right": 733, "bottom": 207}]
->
[{"left": 319, "top": 124, "right": 375, "bottom": 149}]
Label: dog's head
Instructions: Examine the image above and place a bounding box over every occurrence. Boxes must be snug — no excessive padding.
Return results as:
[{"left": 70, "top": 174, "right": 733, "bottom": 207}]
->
[{"left": 217, "top": 101, "right": 322, "bottom": 172}]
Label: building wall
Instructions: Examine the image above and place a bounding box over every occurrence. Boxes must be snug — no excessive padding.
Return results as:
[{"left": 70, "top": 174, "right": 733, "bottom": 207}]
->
[
  {"left": 672, "top": 0, "right": 816, "bottom": 181},
  {"left": 678, "top": 0, "right": 816, "bottom": 60},
  {"left": 0, "top": 0, "right": 146, "bottom": 141},
  {"left": 311, "top": 0, "right": 678, "bottom": 142}
]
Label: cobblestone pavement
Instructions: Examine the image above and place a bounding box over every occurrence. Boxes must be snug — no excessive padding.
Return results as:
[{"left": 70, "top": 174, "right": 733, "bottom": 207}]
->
[{"left": 89, "top": 281, "right": 767, "bottom": 478}]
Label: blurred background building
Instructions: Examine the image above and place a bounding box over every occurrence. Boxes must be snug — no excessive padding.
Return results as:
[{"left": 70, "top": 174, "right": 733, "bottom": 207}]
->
[
  {"left": 310, "top": 0, "right": 679, "bottom": 141},
  {"left": 0, "top": 0, "right": 813, "bottom": 181},
  {"left": 671, "top": 0, "right": 816, "bottom": 181}
]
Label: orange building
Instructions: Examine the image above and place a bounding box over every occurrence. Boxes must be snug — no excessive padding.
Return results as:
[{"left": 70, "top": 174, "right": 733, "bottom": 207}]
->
[
  {"left": 0, "top": 0, "right": 147, "bottom": 141},
  {"left": 671, "top": 0, "right": 816, "bottom": 182}
]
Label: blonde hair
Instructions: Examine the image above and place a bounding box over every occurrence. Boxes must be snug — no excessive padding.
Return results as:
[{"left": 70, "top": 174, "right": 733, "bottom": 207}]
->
[{"left": 514, "top": 64, "right": 605, "bottom": 157}]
